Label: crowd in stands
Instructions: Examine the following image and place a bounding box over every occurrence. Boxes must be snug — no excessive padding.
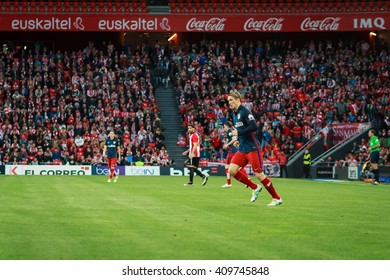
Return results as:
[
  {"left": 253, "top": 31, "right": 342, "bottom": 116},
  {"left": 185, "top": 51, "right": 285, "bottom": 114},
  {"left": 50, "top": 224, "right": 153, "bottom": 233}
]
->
[
  {"left": 1, "top": 36, "right": 390, "bottom": 169},
  {"left": 172, "top": 37, "right": 390, "bottom": 166},
  {"left": 0, "top": 40, "right": 172, "bottom": 166}
]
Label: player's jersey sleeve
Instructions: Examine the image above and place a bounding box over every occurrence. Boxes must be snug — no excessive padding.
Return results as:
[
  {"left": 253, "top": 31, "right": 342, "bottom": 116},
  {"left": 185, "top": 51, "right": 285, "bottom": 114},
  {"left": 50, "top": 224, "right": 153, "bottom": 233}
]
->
[
  {"left": 227, "top": 129, "right": 238, "bottom": 153},
  {"left": 227, "top": 130, "right": 233, "bottom": 142}
]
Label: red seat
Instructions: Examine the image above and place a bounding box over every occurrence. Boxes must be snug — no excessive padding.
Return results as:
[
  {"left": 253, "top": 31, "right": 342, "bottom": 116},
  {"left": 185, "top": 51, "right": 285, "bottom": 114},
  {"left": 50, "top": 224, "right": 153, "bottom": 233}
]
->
[
  {"left": 98, "top": 1, "right": 105, "bottom": 12},
  {"left": 21, "top": 4, "right": 29, "bottom": 13},
  {"left": 204, "top": 7, "right": 213, "bottom": 14},
  {"left": 115, "top": 2, "right": 122, "bottom": 13},
  {"left": 268, "top": 156, "right": 277, "bottom": 162},
  {"left": 132, "top": 1, "right": 139, "bottom": 10},
  {"left": 64, "top": 2, "right": 71, "bottom": 13},
  {"left": 90, "top": 3, "right": 97, "bottom": 13},
  {"left": 295, "top": 142, "right": 303, "bottom": 150},
  {"left": 13, "top": 0, "right": 20, "bottom": 12},
  {"left": 38, "top": 1, "right": 46, "bottom": 11},
  {"left": 140, "top": 0, "right": 147, "bottom": 9},
  {"left": 55, "top": 1, "right": 63, "bottom": 13}
]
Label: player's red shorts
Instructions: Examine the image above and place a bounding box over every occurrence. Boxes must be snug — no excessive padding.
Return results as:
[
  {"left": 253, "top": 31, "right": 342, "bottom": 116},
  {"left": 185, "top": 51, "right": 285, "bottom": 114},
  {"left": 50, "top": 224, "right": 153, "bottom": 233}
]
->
[
  {"left": 225, "top": 152, "right": 236, "bottom": 165},
  {"left": 107, "top": 158, "right": 117, "bottom": 169},
  {"left": 231, "top": 150, "right": 263, "bottom": 173}
]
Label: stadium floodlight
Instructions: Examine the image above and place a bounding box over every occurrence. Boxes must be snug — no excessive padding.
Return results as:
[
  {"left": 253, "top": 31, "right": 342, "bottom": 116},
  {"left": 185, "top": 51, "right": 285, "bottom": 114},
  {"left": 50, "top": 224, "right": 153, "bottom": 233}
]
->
[{"left": 168, "top": 33, "right": 177, "bottom": 41}]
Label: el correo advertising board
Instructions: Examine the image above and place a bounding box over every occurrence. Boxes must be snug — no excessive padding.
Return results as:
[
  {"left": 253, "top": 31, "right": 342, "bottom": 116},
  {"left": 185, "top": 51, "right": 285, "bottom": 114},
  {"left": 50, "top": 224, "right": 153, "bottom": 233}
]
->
[
  {"left": 0, "top": 14, "right": 388, "bottom": 32},
  {"left": 5, "top": 165, "right": 91, "bottom": 176},
  {"left": 125, "top": 166, "right": 160, "bottom": 176}
]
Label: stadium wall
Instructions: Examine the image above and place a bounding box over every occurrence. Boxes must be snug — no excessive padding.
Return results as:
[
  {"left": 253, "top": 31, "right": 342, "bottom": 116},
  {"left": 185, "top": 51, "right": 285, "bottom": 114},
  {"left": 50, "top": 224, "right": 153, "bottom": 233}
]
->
[
  {"left": 2, "top": 165, "right": 226, "bottom": 177},
  {"left": 1, "top": 164, "right": 280, "bottom": 177},
  {"left": 311, "top": 165, "right": 390, "bottom": 182},
  {"left": 2, "top": 165, "right": 388, "bottom": 182}
]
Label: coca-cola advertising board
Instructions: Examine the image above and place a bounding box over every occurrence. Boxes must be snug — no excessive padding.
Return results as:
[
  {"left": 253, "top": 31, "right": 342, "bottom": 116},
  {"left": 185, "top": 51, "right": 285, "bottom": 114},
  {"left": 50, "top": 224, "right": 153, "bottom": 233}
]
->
[{"left": 0, "top": 14, "right": 388, "bottom": 32}]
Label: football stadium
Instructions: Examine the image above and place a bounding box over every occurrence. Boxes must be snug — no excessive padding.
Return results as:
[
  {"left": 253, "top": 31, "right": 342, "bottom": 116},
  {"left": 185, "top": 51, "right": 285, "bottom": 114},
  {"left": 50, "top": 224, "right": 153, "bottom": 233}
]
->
[{"left": 0, "top": 0, "right": 390, "bottom": 265}]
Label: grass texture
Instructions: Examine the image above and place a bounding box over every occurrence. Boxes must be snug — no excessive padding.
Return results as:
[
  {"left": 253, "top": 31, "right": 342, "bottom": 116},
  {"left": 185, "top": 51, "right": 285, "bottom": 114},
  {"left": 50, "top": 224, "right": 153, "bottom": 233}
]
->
[{"left": 0, "top": 176, "right": 389, "bottom": 260}]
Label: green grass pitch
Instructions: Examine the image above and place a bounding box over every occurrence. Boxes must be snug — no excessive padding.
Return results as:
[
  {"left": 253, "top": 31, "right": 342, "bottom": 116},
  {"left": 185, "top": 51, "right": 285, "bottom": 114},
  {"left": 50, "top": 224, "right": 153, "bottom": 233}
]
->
[{"left": 0, "top": 175, "right": 389, "bottom": 260}]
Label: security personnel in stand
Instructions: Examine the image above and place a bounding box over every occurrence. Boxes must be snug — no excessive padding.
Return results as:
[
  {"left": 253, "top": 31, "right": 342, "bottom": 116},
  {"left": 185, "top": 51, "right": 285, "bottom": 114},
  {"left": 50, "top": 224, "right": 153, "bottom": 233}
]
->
[{"left": 303, "top": 149, "right": 311, "bottom": 178}]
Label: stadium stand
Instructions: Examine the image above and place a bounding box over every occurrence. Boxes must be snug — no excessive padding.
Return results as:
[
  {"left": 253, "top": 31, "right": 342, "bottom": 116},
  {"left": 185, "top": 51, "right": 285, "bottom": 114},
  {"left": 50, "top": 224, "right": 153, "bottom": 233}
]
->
[
  {"left": 0, "top": 0, "right": 149, "bottom": 14},
  {"left": 172, "top": 38, "right": 390, "bottom": 166},
  {"left": 0, "top": 41, "right": 173, "bottom": 166},
  {"left": 0, "top": 0, "right": 389, "bottom": 171},
  {"left": 168, "top": 0, "right": 390, "bottom": 14},
  {"left": 0, "top": 1, "right": 389, "bottom": 15}
]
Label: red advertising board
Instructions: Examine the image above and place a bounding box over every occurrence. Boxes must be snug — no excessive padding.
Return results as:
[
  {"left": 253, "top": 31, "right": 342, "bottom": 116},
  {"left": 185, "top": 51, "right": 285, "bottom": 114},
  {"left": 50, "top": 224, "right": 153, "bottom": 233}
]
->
[
  {"left": 0, "top": 13, "right": 388, "bottom": 32},
  {"left": 331, "top": 123, "right": 369, "bottom": 146}
]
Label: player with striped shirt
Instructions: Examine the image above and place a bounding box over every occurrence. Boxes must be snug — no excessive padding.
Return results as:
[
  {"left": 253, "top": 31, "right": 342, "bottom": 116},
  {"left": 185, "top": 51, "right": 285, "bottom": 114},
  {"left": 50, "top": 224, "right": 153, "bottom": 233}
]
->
[{"left": 182, "top": 124, "right": 209, "bottom": 187}]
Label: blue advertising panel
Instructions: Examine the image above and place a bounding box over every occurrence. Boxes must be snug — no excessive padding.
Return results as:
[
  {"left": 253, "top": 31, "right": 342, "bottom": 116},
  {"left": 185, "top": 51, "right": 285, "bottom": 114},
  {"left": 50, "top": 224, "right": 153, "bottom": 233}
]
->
[
  {"left": 0, "top": 165, "right": 5, "bottom": 175},
  {"left": 92, "top": 165, "right": 126, "bottom": 176}
]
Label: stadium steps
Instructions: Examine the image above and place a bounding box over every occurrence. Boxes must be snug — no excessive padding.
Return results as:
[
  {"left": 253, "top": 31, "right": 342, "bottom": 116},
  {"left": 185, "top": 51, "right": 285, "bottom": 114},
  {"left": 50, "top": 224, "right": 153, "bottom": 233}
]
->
[{"left": 155, "top": 86, "right": 187, "bottom": 166}]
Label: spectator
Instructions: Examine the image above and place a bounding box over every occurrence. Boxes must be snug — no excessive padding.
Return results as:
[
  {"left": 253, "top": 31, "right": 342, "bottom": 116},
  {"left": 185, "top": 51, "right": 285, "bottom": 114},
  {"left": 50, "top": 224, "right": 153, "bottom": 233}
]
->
[
  {"left": 75, "top": 135, "right": 84, "bottom": 147},
  {"left": 133, "top": 150, "right": 145, "bottom": 166},
  {"left": 278, "top": 150, "right": 288, "bottom": 178},
  {"left": 0, "top": 40, "right": 172, "bottom": 166}
]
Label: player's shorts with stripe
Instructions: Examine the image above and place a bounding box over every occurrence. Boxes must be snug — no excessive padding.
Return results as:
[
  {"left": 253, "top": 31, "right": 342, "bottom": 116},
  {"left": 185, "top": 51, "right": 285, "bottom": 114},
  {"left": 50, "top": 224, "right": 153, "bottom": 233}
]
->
[
  {"left": 107, "top": 158, "right": 117, "bottom": 169},
  {"left": 231, "top": 150, "right": 263, "bottom": 173}
]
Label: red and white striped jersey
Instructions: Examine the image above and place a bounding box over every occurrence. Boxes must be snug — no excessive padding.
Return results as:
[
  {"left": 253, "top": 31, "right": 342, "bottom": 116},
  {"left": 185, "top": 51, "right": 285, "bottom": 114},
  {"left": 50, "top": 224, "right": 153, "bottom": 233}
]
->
[{"left": 189, "top": 132, "right": 201, "bottom": 157}]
